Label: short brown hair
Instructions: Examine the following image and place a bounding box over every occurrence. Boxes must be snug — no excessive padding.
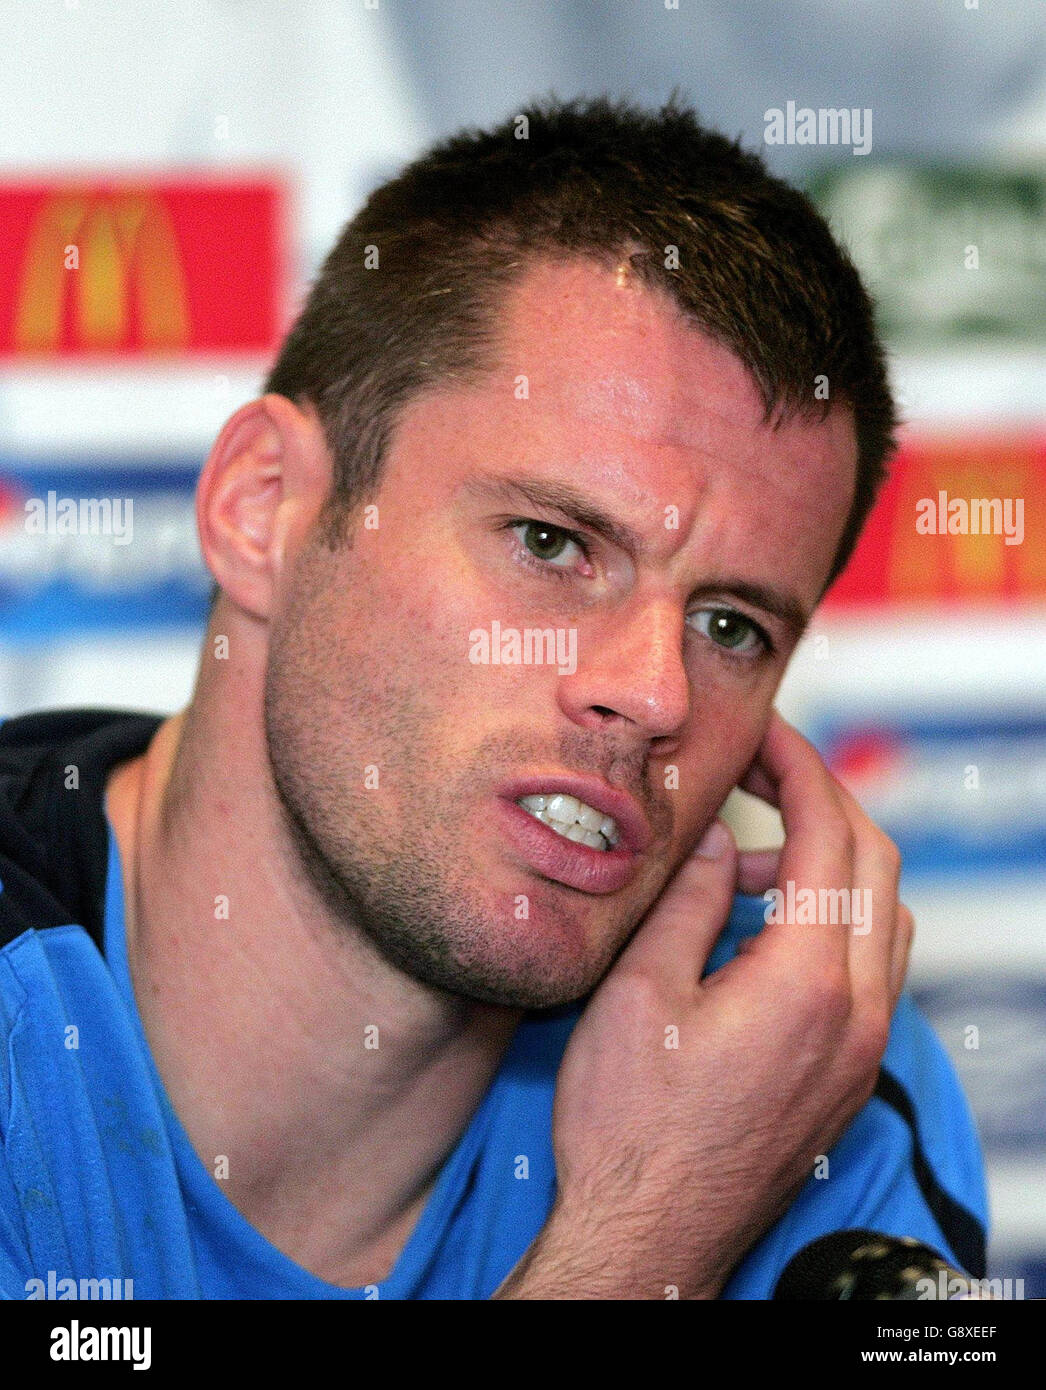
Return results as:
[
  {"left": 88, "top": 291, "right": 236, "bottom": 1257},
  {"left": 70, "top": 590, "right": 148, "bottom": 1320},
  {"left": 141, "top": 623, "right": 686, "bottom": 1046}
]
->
[{"left": 266, "top": 95, "right": 897, "bottom": 587}]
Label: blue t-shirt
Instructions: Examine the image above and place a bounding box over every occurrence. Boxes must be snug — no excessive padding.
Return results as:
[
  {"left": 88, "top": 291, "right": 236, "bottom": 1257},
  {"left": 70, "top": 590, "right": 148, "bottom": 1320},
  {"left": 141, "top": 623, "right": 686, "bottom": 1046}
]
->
[{"left": 0, "top": 710, "right": 989, "bottom": 1299}]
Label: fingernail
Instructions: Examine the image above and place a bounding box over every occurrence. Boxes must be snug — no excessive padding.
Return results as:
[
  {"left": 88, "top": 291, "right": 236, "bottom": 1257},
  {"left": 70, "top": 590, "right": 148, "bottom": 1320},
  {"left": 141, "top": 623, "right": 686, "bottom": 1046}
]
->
[{"left": 694, "top": 820, "right": 732, "bottom": 861}]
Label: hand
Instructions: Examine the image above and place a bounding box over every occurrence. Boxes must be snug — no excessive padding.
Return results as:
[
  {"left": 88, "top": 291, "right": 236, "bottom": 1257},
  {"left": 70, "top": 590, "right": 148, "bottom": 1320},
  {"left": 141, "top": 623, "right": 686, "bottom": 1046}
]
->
[{"left": 494, "top": 710, "right": 914, "bottom": 1300}]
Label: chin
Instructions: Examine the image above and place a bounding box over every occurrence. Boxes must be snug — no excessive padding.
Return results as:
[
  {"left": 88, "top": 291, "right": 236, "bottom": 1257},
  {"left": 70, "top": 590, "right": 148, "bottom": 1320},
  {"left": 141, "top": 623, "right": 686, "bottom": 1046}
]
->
[
  {"left": 411, "top": 913, "right": 603, "bottom": 1010},
  {"left": 451, "top": 966, "right": 595, "bottom": 1012},
  {"left": 464, "top": 910, "right": 619, "bottom": 1009}
]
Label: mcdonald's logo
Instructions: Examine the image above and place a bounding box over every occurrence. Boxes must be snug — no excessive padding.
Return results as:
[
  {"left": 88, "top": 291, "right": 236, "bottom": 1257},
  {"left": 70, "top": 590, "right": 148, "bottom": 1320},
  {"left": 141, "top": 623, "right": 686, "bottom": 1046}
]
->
[
  {"left": 826, "top": 435, "right": 1046, "bottom": 606},
  {"left": 0, "top": 179, "right": 285, "bottom": 357},
  {"left": 15, "top": 188, "right": 189, "bottom": 351}
]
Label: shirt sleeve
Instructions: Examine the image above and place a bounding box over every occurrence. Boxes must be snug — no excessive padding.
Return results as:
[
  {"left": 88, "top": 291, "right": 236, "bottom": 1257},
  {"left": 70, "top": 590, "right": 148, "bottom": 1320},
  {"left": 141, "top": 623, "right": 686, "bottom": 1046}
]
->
[
  {"left": 0, "top": 979, "right": 30, "bottom": 1301},
  {"left": 718, "top": 989, "right": 989, "bottom": 1299}
]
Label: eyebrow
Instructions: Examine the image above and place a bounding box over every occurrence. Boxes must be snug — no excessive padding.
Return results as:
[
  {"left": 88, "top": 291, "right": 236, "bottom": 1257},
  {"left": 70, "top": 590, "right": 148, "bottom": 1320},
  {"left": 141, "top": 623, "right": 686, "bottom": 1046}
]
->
[
  {"left": 463, "top": 473, "right": 643, "bottom": 554},
  {"left": 463, "top": 472, "right": 812, "bottom": 636},
  {"left": 694, "top": 577, "right": 811, "bottom": 637}
]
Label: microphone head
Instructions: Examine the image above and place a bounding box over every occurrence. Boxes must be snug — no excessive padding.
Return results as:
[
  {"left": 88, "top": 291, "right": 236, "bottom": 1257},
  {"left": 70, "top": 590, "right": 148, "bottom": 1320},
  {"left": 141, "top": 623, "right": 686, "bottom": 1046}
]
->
[{"left": 774, "top": 1229, "right": 952, "bottom": 1300}]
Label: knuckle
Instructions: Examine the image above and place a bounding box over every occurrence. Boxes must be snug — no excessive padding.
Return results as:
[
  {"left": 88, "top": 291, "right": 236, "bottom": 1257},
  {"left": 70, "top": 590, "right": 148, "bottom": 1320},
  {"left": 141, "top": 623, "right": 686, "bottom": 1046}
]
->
[
  {"left": 601, "top": 966, "right": 664, "bottom": 1020},
  {"left": 850, "top": 1009, "right": 892, "bottom": 1074},
  {"left": 853, "top": 1065, "right": 882, "bottom": 1111},
  {"left": 810, "top": 968, "right": 852, "bottom": 1031},
  {"left": 875, "top": 833, "right": 902, "bottom": 882},
  {"left": 825, "top": 817, "right": 856, "bottom": 866}
]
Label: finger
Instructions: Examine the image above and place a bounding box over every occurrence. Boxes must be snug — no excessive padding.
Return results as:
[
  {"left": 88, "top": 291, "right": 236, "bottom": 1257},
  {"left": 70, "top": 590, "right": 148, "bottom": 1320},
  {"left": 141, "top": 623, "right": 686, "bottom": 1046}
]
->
[
  {"left": 738, "top": 758, "right": 777, "bottom": 807},
  {"left": 737, "top": 712, "right": 855, "bottom": 974},
  {"left": 889, "top": 903, "right": 915, "bottom": 1006},
  {"left": 844, "top": 820, "right": 901, "bottom": 1021},
  {"left": 813, "top": 766, "right": 902, "bottom": 1022},
  {"left": 615, "top": 819, "right": 738, "bottom": 990},
  {"left": 737, "top": 708, "right": 796, "bottom": 807},
  {"left": 736, "top": 847, "right": 781, "bottom": 896},
  {"left": 738, "top": 713, "right": 849, "bottom": 870}
]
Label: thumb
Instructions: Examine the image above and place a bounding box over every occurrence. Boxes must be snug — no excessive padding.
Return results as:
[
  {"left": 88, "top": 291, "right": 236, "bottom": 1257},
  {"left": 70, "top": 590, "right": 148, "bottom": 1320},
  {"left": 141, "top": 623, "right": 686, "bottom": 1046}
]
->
[{"left": 614, "top": 819, "right": 738, "bottom": 987}]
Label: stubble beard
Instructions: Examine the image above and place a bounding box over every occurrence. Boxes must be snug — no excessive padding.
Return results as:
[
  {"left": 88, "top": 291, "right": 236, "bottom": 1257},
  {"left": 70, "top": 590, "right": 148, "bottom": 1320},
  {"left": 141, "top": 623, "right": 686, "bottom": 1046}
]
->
[
  {"left": 262, "top": 662, "right": 631, "bottom": 1012},
  {"left": 260, "top": 532, "right": 670, "bottom": 1010}
]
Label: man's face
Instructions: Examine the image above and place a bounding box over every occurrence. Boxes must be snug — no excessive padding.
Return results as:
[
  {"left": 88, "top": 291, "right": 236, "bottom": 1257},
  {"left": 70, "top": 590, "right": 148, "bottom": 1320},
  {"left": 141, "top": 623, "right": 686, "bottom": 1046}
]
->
[{"left": 263, "top": 258, "right": 856, "bottom": 1008}]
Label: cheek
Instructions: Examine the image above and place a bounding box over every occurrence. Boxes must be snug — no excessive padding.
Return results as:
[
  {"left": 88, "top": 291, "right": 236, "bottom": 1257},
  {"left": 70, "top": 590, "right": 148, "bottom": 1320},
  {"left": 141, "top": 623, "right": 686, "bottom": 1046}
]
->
[
  {"left": 672, "top": 687, "right": 770, "bottom": 829},
  {"left": 308, "top": 545, "right": 515, "bottom": 761}
]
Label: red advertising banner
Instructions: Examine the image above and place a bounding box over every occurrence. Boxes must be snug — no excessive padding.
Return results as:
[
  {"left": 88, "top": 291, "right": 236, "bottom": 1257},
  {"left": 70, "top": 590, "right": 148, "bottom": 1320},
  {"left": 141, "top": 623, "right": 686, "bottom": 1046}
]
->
[
  {"left": 0, "top": 177, "right": 288, "bottom": 357},
  {"left": 825, "top": 432, "right": 1046, "bottom": 607}
]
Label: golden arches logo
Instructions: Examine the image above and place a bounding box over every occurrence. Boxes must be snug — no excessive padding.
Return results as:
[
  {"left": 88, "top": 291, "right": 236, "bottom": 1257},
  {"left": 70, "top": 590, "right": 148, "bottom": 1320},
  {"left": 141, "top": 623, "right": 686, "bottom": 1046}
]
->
[{"left": 14, "top": 187, "right": 190, "bottom": 351}]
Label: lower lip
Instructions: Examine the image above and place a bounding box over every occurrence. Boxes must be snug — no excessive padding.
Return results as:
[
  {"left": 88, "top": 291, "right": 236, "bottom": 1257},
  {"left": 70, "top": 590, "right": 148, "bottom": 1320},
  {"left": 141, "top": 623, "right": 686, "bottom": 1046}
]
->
[{"left": 495, "top": 798, "right": 641, "bottom": 895}]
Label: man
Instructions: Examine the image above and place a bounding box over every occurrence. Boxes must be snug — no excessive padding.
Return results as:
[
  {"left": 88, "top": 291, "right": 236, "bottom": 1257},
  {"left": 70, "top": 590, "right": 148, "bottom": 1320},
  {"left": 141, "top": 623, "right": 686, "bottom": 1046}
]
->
[{"left": 0, "top": 97, "right": 986, "bottom": 1300}]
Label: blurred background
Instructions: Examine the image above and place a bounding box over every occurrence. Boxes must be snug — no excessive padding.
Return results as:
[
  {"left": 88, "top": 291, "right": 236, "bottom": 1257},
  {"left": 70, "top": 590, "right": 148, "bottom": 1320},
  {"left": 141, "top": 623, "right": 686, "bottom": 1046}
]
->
[{"left": 0, "top": 0, "right": 1043, "bottom": 1294}]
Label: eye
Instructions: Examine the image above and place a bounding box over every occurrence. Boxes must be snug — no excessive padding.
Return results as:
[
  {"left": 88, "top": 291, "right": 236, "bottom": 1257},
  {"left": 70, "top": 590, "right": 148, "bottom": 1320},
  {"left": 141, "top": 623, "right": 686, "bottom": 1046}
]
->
[
  {"left": 688, "top": 607, "right": 767, "bottom": 656},
  {"left": 510, "top": 520, "right": 586, "bottom": 569}
]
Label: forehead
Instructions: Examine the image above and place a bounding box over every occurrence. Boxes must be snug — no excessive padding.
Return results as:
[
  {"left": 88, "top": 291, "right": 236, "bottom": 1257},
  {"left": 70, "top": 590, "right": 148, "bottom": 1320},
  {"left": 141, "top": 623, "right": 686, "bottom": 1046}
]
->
[
  {"left": 493, "top": 253, "right": 848, "bottom": 473},
  {"left": 493, "top": 256, "right": 772, "bottom": 447},
  {"left": 384, "top": 257, "right": 856, "bottom": 600}
]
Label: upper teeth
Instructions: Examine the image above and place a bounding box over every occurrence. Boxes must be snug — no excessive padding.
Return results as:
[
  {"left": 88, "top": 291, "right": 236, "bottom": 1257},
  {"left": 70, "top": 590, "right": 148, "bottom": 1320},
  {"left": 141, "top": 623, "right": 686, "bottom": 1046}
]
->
[{"left": 517, "top": 794, "right": 620, "bottom": 851}]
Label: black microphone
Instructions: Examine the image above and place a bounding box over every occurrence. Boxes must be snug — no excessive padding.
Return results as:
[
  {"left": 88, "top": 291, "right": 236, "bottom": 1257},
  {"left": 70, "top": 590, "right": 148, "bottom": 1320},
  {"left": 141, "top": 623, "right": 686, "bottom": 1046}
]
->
[{"left": 773, "top": 1229, "right": 993, "bottom": 1300}]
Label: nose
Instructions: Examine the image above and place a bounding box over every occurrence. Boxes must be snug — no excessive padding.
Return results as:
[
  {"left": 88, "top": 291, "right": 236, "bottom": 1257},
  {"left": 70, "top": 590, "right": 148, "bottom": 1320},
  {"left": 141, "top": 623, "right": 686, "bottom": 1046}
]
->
[{"left": 556, "top": 597, "right": 690, "bottom": 743}]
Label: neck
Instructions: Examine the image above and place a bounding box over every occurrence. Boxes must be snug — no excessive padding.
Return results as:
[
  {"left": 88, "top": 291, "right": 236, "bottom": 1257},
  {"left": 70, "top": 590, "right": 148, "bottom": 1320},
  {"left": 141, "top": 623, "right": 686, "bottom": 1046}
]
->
[{"left": 107, "top": 612, "right": 521, "bottom": 1286}]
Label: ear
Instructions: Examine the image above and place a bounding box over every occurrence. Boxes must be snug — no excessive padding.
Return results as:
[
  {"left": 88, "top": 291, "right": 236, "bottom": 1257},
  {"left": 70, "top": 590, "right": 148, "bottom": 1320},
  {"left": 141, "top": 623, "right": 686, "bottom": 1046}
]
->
[{"left": 196, "top": 393, "right": 332, "bottom": 621}]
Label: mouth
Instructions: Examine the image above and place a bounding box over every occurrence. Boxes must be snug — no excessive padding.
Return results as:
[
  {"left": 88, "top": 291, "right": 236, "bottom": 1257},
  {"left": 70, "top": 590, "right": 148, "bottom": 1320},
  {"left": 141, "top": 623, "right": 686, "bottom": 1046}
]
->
[
  {"left": 515, "top": 793, "right": 620, "bottom": 852},
  {"left": 495, "top": 774, "right": 653, "bottom": 895}
]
